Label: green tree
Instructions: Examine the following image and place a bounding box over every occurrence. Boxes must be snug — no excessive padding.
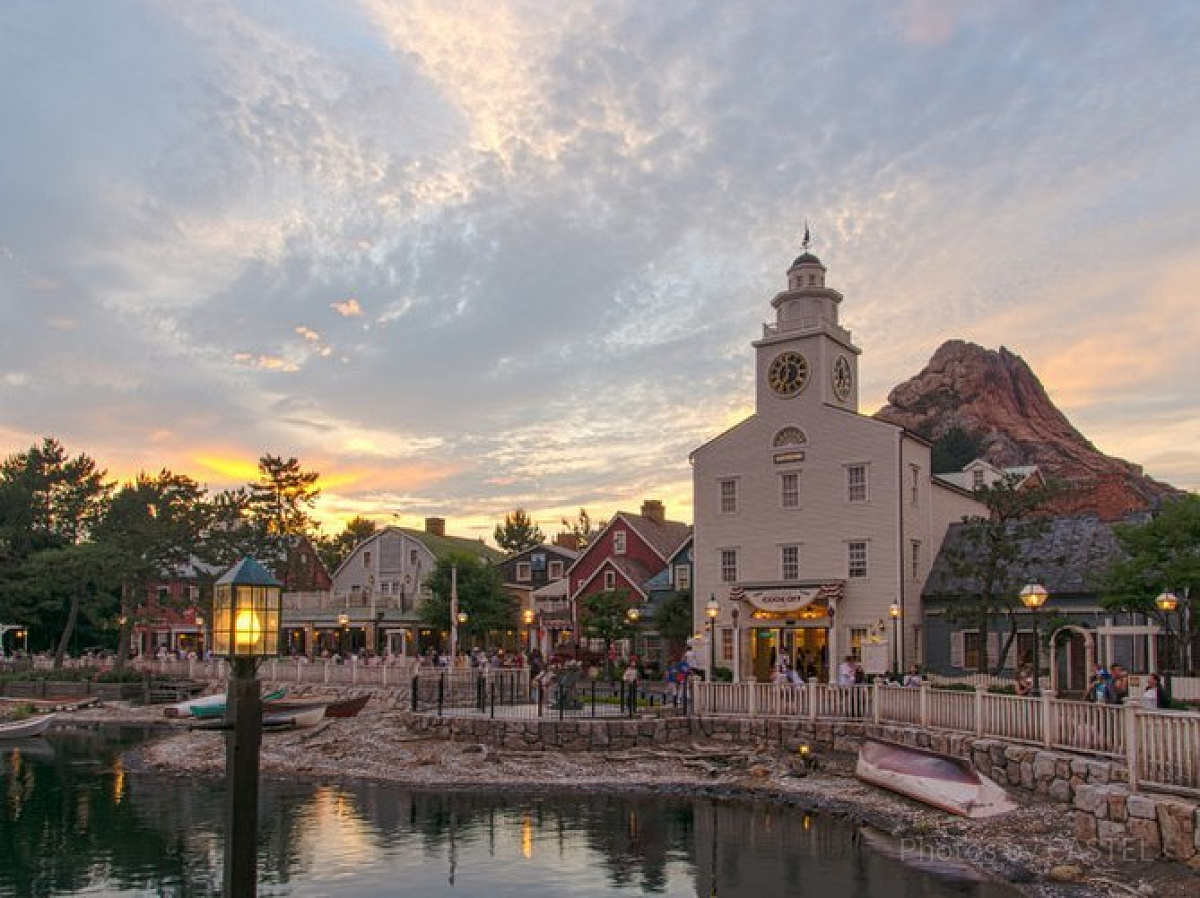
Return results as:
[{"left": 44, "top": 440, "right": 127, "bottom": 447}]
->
[
  {"left": 937, "top": 473, "right": 1064, "bottom": 674},
  {"left": 580, "top": 589, "right": 638, "bottom": 677},
  {"left": 0, "top": 437, "right": 111, "bottom": 556},
  {"left": 92, "top": 471, "right": 212, "bottom": 668},
  {"left": 1099, "top": 494, "right": 1200, "bottom": 673},
  {"left": 929, "top": 426, "right": 987, "bottom": 474},
  {"left": 315, "top": 516, "right": 378, "bottom": 573},
  {"left": 493, "top": 509, "right": 545, "bottom": 553},
  {"left": 652, "top": 590, "right": 694, "bottom": 660},
  {"left": 0, "top": 438, "right": 112, "bottom": 652},
  {"left": 247, "top": 454, "right": 321, "bottom": 548},
  {"left": 19, "top": 542, "right": 122, "bottom": 668},
  {"left": 557, "top": 508, "right": 606, "bottom": 549},
  {"left": 420, "top": 552, "right": 514, "bottom": 648}
]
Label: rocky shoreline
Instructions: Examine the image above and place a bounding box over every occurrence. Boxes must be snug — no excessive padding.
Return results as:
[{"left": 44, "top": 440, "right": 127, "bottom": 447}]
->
[{"left": 72, "top": 702, "right": 1196, "bottom": 897}]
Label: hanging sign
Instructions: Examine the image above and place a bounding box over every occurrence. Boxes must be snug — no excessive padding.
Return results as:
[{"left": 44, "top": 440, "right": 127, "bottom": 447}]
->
[{"left": 743, "top": 586, "right": 823, "bottom": 613}]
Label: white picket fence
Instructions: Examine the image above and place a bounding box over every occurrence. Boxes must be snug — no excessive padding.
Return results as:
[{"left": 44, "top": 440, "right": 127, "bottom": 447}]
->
[{"left": 693, "top": 681, "right": 1200, "bottom": 798}]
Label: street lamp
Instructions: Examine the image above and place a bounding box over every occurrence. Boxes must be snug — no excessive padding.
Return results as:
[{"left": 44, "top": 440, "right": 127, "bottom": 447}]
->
[
  {"left": 889, "top": 602, "right": 902, "bottom": 678},
  {"left": 449, "top": 564, "right": 460, "bottom": 662},
  {"left": 523, "top": 608, "right": 535, "bottom": 654},
  {"left": 1019, "top": 583, "right": 1049, "bottom": 696},
  {"left": 212, "top": 557, "right": 282, "bottom": 898},
  {"left": 731, "top": 605, "right": 740, "bottom": 683},
  {"left": 705, "top": 595, "right": 720, "bottom": 679},
  {"left": 337, "top": 612, "right": 350, "bottom": 656}
]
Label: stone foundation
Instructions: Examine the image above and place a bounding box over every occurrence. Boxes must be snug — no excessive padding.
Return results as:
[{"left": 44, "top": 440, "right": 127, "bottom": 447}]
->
[{"left": 392, "top": 709, "right": 1199, "bottom": 865}]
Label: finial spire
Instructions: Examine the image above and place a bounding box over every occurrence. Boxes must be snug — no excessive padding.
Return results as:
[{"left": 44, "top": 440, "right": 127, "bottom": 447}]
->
[{"left": 801, "top": 220, "right": 811, "bottom": 253}]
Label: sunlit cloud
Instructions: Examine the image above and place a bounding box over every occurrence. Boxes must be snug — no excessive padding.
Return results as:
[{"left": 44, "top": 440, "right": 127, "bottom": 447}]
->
[{"left": 331, "top": 299, "right": 363, "bottom": 317}]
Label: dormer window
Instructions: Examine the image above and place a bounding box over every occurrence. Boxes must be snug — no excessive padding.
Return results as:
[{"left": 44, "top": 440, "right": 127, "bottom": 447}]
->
[
  {"left": 972, "top": 468, "right": 985, "bottom": 489},
  {"left": 613, "top": 530, "right": 627, "bottom": 554},
  {"left": 516, "top": 562, "right": 532, "bottom": 582}
]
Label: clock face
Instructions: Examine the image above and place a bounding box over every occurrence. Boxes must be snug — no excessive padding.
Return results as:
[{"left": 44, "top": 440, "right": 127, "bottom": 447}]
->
[
  {"left": 768, "top": 351, "right": 809, "bottom": 397},
  {"left": 833, "top": 355, "right": 853, "bottom": 400}
]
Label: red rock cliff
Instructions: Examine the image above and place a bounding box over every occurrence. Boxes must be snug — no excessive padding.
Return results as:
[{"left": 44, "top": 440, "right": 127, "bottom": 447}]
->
[{"left": 873, "top": 340, "right": 1178, "bottom": 519}]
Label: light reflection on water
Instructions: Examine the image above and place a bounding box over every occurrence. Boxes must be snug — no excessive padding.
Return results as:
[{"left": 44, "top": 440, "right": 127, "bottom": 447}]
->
[{"left": 1, "top": 728, "right": 1019, "bottom": 898}]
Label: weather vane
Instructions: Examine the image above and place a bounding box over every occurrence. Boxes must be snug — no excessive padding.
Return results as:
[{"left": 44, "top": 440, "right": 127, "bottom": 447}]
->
[{"left": 801, "top": 220, "right": 812, "bottom": 253}]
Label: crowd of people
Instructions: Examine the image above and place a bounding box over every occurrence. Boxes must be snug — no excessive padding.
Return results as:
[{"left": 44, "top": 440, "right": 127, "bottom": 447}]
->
[{"left": 1084, "top": 662, "right": 1168, "bottom": 708}]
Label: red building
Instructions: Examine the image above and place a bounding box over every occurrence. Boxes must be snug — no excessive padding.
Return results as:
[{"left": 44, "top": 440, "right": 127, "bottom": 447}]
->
[{"left": 567, "top": 500, "right": 691, "bottom": 651}]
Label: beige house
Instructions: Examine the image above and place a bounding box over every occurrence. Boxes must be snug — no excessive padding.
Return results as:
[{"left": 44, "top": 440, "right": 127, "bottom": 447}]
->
[{"left": 691, "top": 250, "right": 983, "bottom": 682}]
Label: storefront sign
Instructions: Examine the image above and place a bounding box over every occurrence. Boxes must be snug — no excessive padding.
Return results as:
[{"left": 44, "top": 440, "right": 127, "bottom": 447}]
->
[
  {"left": 743, "top": 586, "right": 823, "bottom": 613},
  {"left": 773, "top": 451, "right": 806, "bottom": 464}
]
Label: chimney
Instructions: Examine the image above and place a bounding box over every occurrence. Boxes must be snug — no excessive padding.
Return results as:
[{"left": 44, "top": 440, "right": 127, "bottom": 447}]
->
[
  {"left": 555, "top": 533, "right": 580, "bottom": 551},
  {"left": 424, "top": 517, "right": 446, "bottom": 537},
  {"left": 641, "top": 499, "right": 665, "bottom": 524}
]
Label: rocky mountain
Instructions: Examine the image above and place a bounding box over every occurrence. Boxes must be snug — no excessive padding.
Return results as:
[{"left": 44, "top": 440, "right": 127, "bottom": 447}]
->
[{"left": 873, "top": 340, "right": 1179, "bottom": 519}]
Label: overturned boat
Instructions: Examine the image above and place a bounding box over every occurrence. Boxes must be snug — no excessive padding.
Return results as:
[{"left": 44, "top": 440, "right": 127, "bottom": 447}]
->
[{"left": 855, "top": 737, "right": 1016, "bottom": 818}]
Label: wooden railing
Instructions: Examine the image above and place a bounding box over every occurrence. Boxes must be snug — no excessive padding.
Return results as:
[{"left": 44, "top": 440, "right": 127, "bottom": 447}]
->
[{"left": 693, "top": 680, "right": 1200, "bottom": 798}]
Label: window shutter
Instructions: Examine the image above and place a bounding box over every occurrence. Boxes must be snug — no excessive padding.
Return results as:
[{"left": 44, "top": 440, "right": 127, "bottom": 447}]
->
[
  {"left": 951, "top": 631, "right": 964, "bottom": 669},
  {"left": 987, "top": 632, "right": 1002, "bottom": 670}
]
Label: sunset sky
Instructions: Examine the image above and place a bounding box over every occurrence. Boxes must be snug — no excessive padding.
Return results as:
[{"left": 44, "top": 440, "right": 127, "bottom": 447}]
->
[{"left": 2, "top": 1, "right": 1197, "bottom": 545}]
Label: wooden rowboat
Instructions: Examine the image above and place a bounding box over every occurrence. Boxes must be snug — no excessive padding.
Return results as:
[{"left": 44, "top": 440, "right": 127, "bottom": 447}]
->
[
  {"left": 164, "top": 693, "right": 225, "bottom": 719},
  {"left": 188, "top": 688, "right": 288, "bottom": 720},
  {"left": 323, "top": 693, "right": 369, "bottom": 718},
  {"left": 263, "top": 706, "right": 325, "bottom": 728},
  {"left": 0, "top": 713, "right": 55, "bottom": 739},
  {"left": 855, "top": 737, "right": 1016, "bottom": 819},
  {"left": 262, "top": 693, "right": 370, "bottom": 719}
]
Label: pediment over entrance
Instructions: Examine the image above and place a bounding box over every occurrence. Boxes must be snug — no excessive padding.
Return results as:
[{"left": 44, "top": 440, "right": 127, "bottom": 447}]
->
[{"left": 730, "top": 582, "right": 844, "bottom": 614}]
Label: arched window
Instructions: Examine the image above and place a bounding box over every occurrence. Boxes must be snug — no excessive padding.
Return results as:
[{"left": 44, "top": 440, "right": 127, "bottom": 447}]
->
[{"left": 773, "top": 427, "right": 807, "bottom": 448}]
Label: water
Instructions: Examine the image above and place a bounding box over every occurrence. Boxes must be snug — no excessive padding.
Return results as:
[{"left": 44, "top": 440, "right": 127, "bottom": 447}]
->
[{"left": 1, "top": 727, "right": 1016, "bottom": 897}]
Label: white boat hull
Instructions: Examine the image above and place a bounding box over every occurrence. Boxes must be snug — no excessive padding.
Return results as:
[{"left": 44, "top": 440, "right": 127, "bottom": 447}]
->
[
  {"left": 856, "top": 738, "right": 1016, "bottom": 819},
  {"left": 0, "top": 713, "right": 55, "bottom": 738}
]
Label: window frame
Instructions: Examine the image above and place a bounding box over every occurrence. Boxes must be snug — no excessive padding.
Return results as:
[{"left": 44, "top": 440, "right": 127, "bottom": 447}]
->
[
  {"left": 613, "top": 530, "right": 627, "bottom": 555},
  {"left": 780, "top": 471, "right": 800, "bottom": 508},
  {"left": 845, "top": 464, "right": 868, "bottom": 503},
  {"left": 781, "top": 545, "right": 799, "bottom": 581},
  {"left": 719, "top": 549, "right": 738, "bottom": 583},
  {"left": 516, "top": 562, "right": 532, "bottom": 583},
  {"left": 847, "top": 541, "right": 868, "bottom": 578},
  {"left": 719, "top": 478, "right": 738, "bottom": 514}
]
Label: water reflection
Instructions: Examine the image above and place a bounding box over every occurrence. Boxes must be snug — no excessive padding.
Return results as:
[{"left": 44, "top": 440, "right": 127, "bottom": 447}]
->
[{"left": 1, "top": 729, "right": 1017, "bottom": 897}]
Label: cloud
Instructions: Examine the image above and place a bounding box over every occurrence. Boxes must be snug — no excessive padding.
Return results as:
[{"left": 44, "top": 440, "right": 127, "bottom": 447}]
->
[{"left": 0, "top": 0, "right": 1197, "bottom": 540}]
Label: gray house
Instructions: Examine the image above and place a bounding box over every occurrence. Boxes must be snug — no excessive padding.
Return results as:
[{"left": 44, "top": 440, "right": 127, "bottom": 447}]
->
[{"left": 922, "top": 513, "right": 1155, "bottom": 692}]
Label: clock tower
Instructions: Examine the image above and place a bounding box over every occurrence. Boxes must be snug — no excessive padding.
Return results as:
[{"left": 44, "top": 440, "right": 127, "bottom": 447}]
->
[{"left": 753, "top": 250, "right": 860, "bottom": 412}]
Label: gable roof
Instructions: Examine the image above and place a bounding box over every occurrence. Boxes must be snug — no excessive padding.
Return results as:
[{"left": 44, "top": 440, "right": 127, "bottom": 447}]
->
[
  {"left": 924, "top": 513, "right": 1137, "bottom": 598},
  {"left": 575, "top": 557, "right": 655, "bottom": 600},
  {"left": 392, "top": 526, "right": 505, "bottom": 564},
  {"left": 611, "top": 511, "right": 692, "bottom": 562},
  {"left": 499, "top": 543, "right": 580, "bottom": 565}
]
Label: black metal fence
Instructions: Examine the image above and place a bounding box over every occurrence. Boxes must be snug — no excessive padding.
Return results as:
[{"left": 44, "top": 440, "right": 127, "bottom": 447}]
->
[{"left": 410, "top": 670, "right": 690, "bottom": 720}]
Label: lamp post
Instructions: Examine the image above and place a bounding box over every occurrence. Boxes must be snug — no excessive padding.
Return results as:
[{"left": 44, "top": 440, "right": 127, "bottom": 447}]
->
[
  {"left": 449, "top": 564, "right": 460, "bottom": 662},
  {"left": 337, "top": 612, "right": 349, "bottom": 656},
  {"left": 523, "top": 608, "right": 535, "bottom": 655},
  {"left": 626, "top": 606, "right": 640, "bottom": 661},
  {"left": 1019, "top": 583, "right": 1049, "bottom": 696},
  {"left": 705, "top": 595, "right": 720, "bottom": 679},
  {"left": 212, "top": 557, "right": 282, "bottom": 898},
  {"left": 195, "top": 615, "right": 205, "bottom": 658},
  {"left": 367, "top": 575, "right": 376, "bottom": 655},
  {"left": 889, "top": 602, "right": 902, "bottom": 679},
  {"left": 731, "top": 605, "right": 740, "bottom": 683},
  {"left": 1156, "top": 591, "right": 1178, "bottom": 674}
]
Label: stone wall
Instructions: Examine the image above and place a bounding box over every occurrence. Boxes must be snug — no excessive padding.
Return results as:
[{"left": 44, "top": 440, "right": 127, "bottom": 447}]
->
[{"left": 391, "top": 710, "right": 1199, "bottom": 866}]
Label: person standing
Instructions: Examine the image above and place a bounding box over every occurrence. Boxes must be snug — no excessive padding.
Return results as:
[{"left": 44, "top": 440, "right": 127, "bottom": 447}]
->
[
  {"left": 837, "top": 655, "right": 856, "bottom": 686},
  {"left": 1141, "top": 673, "right": 1166, "bottom": 709}
]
